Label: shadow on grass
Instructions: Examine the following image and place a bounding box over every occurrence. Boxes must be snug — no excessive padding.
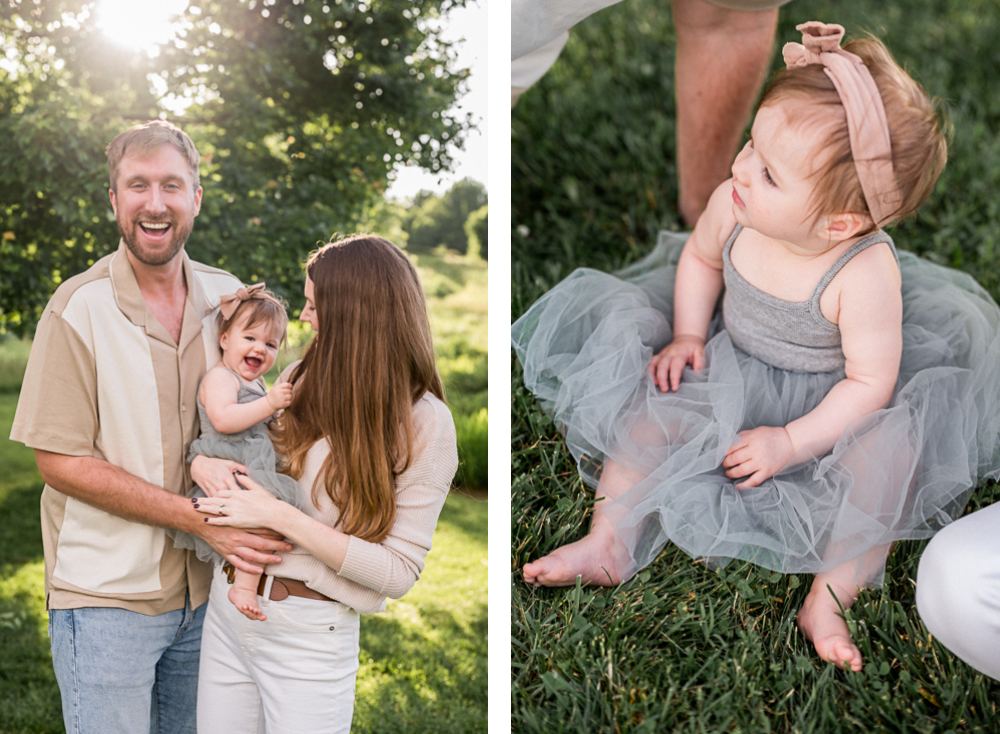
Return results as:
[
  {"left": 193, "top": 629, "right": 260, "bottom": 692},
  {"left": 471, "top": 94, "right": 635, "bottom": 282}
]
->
[
  {"left": 0, "top": 485, "right": 62, "bottom": 733},
  {"left": 0, "top": 482, "right": 45, "bottom": 569},
  {"left": 354, "top": 601, "right": 487, "bottom": 734},
  {"left": 0, "top": 591, "right": 63, "bottom": 734},
  {"left": 434, "top": 492, "right": 488, "bottom": 545}
]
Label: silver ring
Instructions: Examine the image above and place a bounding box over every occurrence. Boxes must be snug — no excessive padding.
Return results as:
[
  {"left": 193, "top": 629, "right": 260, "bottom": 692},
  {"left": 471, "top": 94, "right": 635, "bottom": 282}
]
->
[{"left": 218, "top": 502, "right": 226, "bottom": 516}]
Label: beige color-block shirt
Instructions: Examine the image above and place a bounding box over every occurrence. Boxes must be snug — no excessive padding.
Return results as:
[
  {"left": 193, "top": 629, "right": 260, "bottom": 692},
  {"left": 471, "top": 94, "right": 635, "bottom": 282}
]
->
[
  {"left": 268, "top": 383, "right": 459, "bottom": 614},
  {"left": 11, "top": 241, "right": 241, "bottom": 615}
]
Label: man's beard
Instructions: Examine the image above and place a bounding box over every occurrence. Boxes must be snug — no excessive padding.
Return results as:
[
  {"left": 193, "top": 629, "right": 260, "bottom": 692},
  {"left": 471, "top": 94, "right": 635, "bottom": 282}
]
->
[{"left": 117, "top": 215, "right": 193, "bottom": 267}]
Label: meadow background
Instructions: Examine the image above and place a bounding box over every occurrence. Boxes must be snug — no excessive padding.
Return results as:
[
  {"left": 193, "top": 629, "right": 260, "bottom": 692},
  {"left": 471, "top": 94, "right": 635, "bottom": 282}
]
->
[
  {"left": 0, "top": 233, "right": 486, "bottom": 733},
  {"left": 511, "top": 0, "right": 1000, "bottom": 730}
]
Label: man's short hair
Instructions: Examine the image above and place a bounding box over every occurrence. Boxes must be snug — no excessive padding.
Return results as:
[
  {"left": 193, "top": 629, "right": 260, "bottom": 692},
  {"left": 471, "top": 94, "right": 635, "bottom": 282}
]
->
[{"left": 106, "top": 120, "right": 200, "bottom": 193}]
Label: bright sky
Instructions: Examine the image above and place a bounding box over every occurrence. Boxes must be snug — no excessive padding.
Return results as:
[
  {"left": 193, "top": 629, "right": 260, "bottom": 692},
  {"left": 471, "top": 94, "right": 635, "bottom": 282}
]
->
[
  {"left": 94, "top": 0, "right": 487, "bottom": 202},
  {"left": 96, "top": 0, "right": 190, "bottom": 55},
  {"left": 385, "top": 0, "right": 488, "bottom": 201}
]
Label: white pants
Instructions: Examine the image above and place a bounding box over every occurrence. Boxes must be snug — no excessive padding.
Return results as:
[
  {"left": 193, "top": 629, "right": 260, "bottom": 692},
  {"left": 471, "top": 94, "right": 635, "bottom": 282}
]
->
[
  {"left": 916, "top": 501, "right": 1000, "bottom": 680},
  {"left": 197, "top": 568, "right": 361, "bottom": 734}
]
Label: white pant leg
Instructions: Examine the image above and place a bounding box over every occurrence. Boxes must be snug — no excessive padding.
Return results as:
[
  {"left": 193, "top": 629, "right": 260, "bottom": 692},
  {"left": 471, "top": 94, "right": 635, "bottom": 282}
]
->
[
  {"left": 916, "top": 501, "right": 1000, "bottom": 680},
  {"left": 254, "top": 592, "right": 360, "bottom": 734},
  {"left": 198, "top": 568, "right": 361, "bottom": 734},
  {"left": 197, "top": 569, "right": 265, "bottom": 734}
]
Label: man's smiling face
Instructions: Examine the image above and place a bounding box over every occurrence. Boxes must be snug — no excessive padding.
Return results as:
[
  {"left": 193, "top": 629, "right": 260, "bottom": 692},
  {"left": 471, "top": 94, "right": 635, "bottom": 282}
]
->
[{"left": 109, "top": 145, "right": 202, "bottom": 267}]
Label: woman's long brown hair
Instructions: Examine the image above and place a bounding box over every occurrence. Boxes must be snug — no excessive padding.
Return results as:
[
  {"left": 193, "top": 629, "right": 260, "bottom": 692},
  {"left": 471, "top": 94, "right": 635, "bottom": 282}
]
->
[{"left": 271, "top": 235, "right": 444, "bottom": 543}]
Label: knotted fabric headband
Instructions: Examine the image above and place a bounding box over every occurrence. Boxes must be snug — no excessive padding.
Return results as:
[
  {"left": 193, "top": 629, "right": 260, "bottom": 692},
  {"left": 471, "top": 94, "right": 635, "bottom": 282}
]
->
[
  {"left": 782, "top": 21, "right": 901, "bottom": 227},
  {"left": 219, "top": 282, "right": 283, "bottom": 321}
]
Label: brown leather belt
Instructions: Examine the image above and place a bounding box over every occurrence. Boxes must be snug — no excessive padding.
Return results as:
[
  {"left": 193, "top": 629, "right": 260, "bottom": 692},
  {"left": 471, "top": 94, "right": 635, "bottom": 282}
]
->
[{"left": 256, "top": 574, "right": 334, "bottom": 602}]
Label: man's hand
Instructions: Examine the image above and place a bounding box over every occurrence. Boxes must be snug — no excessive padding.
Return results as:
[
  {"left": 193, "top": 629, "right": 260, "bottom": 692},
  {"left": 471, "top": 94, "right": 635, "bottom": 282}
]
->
[
  {"left": 35, "top": 450, "right": 291, "bottom": 573},
  {"left": 722, "top": 426, "right": 795, "bottom": 489},
  {"left": 191, "top": 520, "right": 292, "bottom": 574}
]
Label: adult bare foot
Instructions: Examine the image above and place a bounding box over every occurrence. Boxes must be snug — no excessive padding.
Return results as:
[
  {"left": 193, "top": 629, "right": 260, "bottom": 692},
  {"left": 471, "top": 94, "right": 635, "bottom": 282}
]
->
[
  {"left": 522, "top": 529, "right": 622, "bottom": 587},
  {"left": 797, "top": 580, "right": 862, "bottom": 672},
  {"left": 229, "top": 585, "right": 267, "bottom": 622}
]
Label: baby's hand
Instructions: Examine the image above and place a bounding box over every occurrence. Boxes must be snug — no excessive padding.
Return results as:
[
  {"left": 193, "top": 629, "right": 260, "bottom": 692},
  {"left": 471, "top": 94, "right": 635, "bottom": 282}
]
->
[
  {"left": 266, "top": 382, "right": 293, "bottom": 411},
  {"left": 723, "top": 426, "right": 794, "bottom": 489},
  {"left": 648, "top": 335, "right": 705, "bottom": 392}
]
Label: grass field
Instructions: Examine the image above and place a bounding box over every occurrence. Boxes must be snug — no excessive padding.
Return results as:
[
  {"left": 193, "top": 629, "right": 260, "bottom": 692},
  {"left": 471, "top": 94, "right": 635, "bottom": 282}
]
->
[
  {"left": 512, "top": 0, "right": 1000, "bottom": 730},
  {"left": 413, "top": 250, "right": 489, "bottom": 491}
]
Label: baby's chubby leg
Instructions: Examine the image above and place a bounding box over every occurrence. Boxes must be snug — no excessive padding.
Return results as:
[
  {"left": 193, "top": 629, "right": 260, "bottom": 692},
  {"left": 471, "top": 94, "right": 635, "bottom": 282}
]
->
[
  {"left": 797, "top": 542, "right": 890, "bottom": 672},
  {"left": 797, "top": 568, "right": 864, "bottom": 672},
  {"left": 798, "top": 417, "right": 915, "bottom": 670},
  {"left": 229, "top": 568, "right": 267, "bottom": 621},
  {"left": 524, "top": 407, "right": 691, "bottom": 587},
  {"left": 522, "top": 459, "right": 641, "bottom": 587}
]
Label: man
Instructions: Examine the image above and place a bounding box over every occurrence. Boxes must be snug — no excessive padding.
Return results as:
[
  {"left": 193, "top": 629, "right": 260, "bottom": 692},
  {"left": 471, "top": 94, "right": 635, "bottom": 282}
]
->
[
  {"left": 10, "top": 120, "right": 291, "bottom": 733},
  {"left": 512, "top": 0, "right": 791, "bottom": 227}
]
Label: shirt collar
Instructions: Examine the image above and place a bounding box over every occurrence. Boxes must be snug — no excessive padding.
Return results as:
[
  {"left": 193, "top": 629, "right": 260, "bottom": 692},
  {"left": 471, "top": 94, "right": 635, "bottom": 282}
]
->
[{"left": 109, "top": 239, "right": 211, "bottom": 348}]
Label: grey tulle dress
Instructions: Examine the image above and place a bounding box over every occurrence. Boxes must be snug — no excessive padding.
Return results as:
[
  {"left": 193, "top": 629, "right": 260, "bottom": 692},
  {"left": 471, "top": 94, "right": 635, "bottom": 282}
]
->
[
  {"left": 512, "top": 228, "right": 1000, "bottom": 584},
  {"left": 170, "top": 367, "right": 307, "bottom": 564}
]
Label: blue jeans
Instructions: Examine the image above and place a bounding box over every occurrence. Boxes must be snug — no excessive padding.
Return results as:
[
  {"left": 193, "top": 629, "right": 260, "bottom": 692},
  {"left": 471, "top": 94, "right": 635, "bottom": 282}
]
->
[{"left": 48, "top": 598, "right": 206, "bottom": 734}]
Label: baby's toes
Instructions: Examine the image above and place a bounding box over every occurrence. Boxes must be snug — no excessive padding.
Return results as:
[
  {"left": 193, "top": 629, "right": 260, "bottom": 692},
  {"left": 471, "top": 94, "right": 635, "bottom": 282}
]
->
[{"left": 820, "top": 636, "right": 862, "bottom": 671}]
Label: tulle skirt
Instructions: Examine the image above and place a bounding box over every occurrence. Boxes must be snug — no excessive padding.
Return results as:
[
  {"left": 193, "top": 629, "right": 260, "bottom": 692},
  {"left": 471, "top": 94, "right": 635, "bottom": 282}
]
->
[
  {"left": 512, "top": 231, "right": 1000, "bottom": 584},
  {"left": 171, "top": 430, "right": 308, "bottom": 564}
]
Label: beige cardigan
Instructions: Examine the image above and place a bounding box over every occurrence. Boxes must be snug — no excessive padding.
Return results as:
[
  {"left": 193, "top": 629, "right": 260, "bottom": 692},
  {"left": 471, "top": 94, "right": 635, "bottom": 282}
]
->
[{"left": 264, "top": 388, "right": 458, "bottom": 614}]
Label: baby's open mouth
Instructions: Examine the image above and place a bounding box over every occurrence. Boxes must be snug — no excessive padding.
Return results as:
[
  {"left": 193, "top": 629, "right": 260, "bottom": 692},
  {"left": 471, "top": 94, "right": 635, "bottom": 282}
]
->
[{"left": 245, "top": 356, "right": 263, "bottom": 371}]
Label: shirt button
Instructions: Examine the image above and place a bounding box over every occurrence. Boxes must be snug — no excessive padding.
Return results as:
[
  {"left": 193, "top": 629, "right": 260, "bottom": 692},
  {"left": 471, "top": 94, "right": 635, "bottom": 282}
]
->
[{"left": 182, "top": 405, "right": 187, "bottom": 412}]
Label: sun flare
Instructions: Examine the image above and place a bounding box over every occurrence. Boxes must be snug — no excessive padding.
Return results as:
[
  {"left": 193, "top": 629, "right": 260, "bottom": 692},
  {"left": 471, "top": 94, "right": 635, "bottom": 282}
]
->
[{"left": 96, "top": 0, "right": 189, "bottom": 55}]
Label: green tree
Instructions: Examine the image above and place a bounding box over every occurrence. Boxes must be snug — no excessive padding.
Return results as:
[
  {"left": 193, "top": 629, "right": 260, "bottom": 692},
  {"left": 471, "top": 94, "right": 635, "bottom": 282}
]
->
[
  {"left": 464, "top": 204, "right": 486, "bottom": 260},
  {"left": 358, "top": 196, "right": 411, "bottom": 249},
  {"left": 0, "top": 0, "right": 472, "bottom": 334},
  {"left": 405, "top": 176, "right": 485, "bottom": 254}
]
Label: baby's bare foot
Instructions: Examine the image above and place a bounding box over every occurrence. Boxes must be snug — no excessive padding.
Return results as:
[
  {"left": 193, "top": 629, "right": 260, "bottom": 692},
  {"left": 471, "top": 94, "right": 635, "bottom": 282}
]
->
[
  {"left": 523, "top": 530, "right": 622, "bottom": 587},
  {"left": 797, "top": 582, "right": 862, "bottom": 672},
  {"left": 229, "top": 585, "right": 267, "bottom": 622}
]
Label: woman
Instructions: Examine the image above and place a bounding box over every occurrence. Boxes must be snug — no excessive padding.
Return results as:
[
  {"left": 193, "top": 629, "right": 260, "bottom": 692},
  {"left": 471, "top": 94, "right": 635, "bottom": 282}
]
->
[{"left": 190, "top": 234, "right": 458, "bottom": 733}]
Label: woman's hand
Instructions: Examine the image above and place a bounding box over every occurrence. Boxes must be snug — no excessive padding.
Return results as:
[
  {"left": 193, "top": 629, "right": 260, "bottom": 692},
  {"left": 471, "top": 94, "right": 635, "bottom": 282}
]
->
[
  {"left": 722, "top": 426, "right": 795, "bottom": 489},
  {"left": 199, "top": 472, "right": 353, "bottom": 575},
  {"left": 648, "top": 335, "right": 706, "bottom": 392},
  {"left": 190, "top": 455, "right": 248, "bottom": 497},
  {"left": 194, "top": 474, "right": 286, "bottom": 530}
]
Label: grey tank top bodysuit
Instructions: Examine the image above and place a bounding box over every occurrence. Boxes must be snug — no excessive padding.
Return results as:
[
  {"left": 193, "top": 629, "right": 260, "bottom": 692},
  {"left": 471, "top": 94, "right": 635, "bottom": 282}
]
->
[
  {"left": 721, "top": 224, "right": 898, "bottom": 373},
  {"left": 194, "top": 365, "right": 267, "bottom": 446}
]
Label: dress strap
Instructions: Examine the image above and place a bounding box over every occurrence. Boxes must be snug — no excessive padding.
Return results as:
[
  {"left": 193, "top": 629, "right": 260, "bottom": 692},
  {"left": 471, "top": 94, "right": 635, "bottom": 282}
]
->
[
  {"left": 215, "top": 364, "right": 267, "bottom": 397},
  {"left": 722, "top": 224, "right": 744, "bottom": 261},
  {"left": 810, "top": 230, "right": 899, "bottom": 305}
]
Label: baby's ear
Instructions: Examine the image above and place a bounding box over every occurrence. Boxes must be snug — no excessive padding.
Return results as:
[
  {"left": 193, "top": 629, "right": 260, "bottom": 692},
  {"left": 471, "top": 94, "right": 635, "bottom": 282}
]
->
[{"left": 819, "top": 211, "right": 873, "bottom": 241}]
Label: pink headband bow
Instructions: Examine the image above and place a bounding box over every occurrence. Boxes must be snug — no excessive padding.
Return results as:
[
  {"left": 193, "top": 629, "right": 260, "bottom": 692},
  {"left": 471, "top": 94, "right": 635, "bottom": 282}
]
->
[
  {"left": 782, "top": 22, "right": 901, "bottom": 227},
  {"left": 219, "top": 282, "right": 281, "bottom": 321}
]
